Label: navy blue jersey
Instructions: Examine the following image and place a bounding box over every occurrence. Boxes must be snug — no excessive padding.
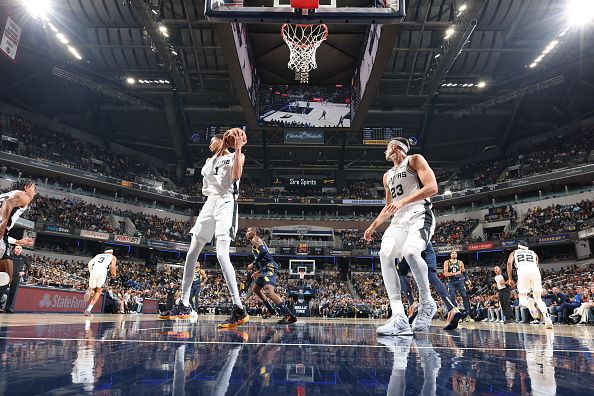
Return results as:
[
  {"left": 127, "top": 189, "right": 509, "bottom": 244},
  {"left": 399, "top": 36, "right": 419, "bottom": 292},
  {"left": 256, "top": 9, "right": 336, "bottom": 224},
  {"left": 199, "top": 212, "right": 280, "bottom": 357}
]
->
[{"left": 252, "top": 242, "right": 278, "bottom": 274}]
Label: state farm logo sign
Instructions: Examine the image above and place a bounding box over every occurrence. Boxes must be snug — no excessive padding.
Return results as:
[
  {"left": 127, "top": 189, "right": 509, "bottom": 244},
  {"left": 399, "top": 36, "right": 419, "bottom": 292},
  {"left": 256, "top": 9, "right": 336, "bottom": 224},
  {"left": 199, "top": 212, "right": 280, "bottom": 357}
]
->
[
  {"left": 39, "top": 294, "right": 51, "bottom": 307},
  {"left": 37, "top": 292, "right": 86, "bottom": 309},
  {"left": 15, "top": 286, "right": 103, "bottom": 313}
]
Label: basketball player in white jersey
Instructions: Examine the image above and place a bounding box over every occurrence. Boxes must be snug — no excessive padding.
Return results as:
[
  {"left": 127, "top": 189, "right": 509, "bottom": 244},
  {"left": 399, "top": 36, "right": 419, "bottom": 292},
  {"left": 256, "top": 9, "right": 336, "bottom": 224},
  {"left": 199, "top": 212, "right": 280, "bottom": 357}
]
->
[
  {"left": 84, "top": 248, "right": 117, "bottom": 316},
  {"left": 364, "top": 137, "right": 438, "bottom": 336},
  {"left": 161, "top": 128, "right": 250, "bottom": 329},
  {"left": 506, "top": 242, "right": 553, "bottom": 329},
  {"left": 0, "top": 179, "right": 36, "bottom": 287}
]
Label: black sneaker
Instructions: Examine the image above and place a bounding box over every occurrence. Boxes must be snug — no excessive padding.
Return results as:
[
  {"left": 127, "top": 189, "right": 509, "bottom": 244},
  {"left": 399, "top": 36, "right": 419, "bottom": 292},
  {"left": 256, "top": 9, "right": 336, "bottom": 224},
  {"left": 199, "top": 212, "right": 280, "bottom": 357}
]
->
[
  {"left": 443, "top": 309, "right": 463, "bottom": 330},
  {"left": 218, "top": 304, "right": 250, "bottom": 329},
  {"left": 277, "top": 315, "right": 297, "bottom": 325},
  {"left": 159, "top": 302, "right": 193, "bottom": 320}
]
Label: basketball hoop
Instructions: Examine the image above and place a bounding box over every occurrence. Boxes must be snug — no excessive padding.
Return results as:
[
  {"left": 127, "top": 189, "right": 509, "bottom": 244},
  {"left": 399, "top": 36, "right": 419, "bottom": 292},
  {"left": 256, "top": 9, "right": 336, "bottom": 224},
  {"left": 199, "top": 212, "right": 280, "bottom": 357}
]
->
[{"left": 281, "top": 23, "right": 328, "bottom": 84}]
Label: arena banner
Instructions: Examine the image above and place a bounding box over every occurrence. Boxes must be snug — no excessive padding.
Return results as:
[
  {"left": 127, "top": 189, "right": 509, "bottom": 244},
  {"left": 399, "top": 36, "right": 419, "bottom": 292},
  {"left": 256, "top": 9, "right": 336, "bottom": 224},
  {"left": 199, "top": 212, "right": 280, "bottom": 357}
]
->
[
  {"left": 15, "top": 217, "right": 35, "bottom": 229},
  {"left": 114, "top": 234, "right": 141, "bottom": 245},
  {"left": 171, "top": 242, "right": 190, "bottom": 252},
  {"left": 536, "top": 234, "right": 571, "bottom": 244},
  {"left": 330, "top": 249, "right": 352, "bottom": 256},
  {"left": 141, "top": 298, "right": 159, "bottom": 314},
  {"left": 501, "top": 239, "right": 520, "bottom": 248},
  {"left": 296, "top": 243, "right": 309, "bottom": 255},
  {"left": 368, "top": 247, "right": 380, "bottom": 256},
  {"left": 146, "top": 240, "right": 170, "bottom": 249},
  {"left": 342, "top": 199, "right": 385, "bottom": 205},
  {"left": 272, "top": 177, "right": 335, "bottom": 188},
  {"left": 466, "top": 241, "right": 495, "bottom": 251},
  {"left": 14, "top": 286, "right": 104, "bottom": 313},
  {"left": 309, "top": 247, "right": 324, "bottom": 255},
  {"left": 80, "top": 230, "right": 110, "bottom": 240},
  {"left": 0, "top": 16, "right": 21, "bottom": 61},
  {"left": 284, "top": 130, "right": 324, "bottom": 144},
  {"left": 578, "top": 228, "right": 594, "bottom": 239},
  {"left": 293, "top": 302, "right": 311, "bottom": 317},
  {"left": 42, "top": 224, "right": 74, "bottom": 235},
  {"left": 434, "top": 245, "right": 463, "bottom": 254},
  {"left": 280, "top": 246, "right": 295, "bottom": 255}
]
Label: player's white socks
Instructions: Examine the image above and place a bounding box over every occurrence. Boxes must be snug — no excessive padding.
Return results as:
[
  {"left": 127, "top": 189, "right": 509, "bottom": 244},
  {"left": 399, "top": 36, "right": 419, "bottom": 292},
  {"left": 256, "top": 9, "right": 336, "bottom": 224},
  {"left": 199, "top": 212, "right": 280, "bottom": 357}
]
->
[
  {"left": 216, "top": 239, "right": 244, "bottom": 309},
  {"left": 181, "top": 236, "right": 208, "bottom": 306},
  {"left": 402, "top": 246, "right": 432, "bottom": 305},
  {"left": 380, "top": 249, "right": 406, "bottom": 317}
]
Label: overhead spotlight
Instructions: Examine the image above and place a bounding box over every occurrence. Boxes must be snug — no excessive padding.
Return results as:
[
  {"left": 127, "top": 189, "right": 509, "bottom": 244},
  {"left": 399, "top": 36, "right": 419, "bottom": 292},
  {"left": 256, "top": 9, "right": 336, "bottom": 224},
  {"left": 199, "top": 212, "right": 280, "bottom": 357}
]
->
[
  {"left": 152, "top": 9, "right": 158, "bottom": 15},
  {"left": 23, "top": 0, "right": 51, "bottom": 20},
  {"left": 164, "top": 80, "right": 170, "bottom": 84},
  {"left": 445, "top": 27, "right": 455, "bottom": 39},
  {"left": 566, "top": 0, "right": 594, "bottom": 26},
  {"left": 434, "top": 53, "right": 441, "bottom": 59},
  {"left": 56, "top": 33, "right": 69, "bottom": 44},
  {"left": 171, "top": 49, "right": 178, "bottom": 55},
  {"left": 529, "top": 62, "right": 537, "bottom": 68},
  {"left": 158, "top": 80, "right": 165, "bottom": 83},
  {"left": 451, "top": 83, "right": 458, "bottom": 87},
  {"left": 158, "top": 25, "right": 169, "bottom": 37},
  {"left": 126, "top": 77, "right": 136, "bottom": 84},
  {"left": 47, "top": 23, "right": 58, "bottom": 33},
  {"left": 477, "top": 81, "right": 486, "bottom": 88},
  {"left": 67, "top": 46, "right": 82, "bottom": 60}
]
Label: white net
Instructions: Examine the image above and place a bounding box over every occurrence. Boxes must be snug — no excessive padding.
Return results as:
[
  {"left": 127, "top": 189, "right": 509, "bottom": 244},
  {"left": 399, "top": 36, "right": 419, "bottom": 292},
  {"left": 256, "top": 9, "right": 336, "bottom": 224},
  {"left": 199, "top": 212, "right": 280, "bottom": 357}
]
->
[{"left": 281, "top": 24, "right": 328, "bottom": 83}]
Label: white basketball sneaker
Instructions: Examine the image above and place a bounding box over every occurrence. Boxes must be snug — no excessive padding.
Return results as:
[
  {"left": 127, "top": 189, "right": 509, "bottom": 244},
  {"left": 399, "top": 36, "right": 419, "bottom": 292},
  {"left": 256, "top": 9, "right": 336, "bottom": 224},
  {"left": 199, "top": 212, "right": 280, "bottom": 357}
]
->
[
  {"left": 412, "top": 298, "right": 437, "bottom": 331},
  {"left": 376, "top": 315, "right": 413, "bottom": 336},
  {"left": 544, "top": 315, "right": 553, "bottom": 329}
]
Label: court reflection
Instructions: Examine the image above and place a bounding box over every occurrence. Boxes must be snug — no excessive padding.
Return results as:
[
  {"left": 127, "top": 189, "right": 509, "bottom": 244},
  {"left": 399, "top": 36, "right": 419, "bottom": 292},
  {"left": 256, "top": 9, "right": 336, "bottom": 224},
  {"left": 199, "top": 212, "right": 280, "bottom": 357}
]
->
[{"left": 0, "top": 319, "right": 592, "bottom": 395}]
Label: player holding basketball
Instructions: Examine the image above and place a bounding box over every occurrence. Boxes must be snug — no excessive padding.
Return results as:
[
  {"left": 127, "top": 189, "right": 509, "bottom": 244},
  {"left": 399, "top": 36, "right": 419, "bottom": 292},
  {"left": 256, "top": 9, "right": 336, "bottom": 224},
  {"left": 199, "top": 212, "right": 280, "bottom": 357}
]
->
[
  {"left": 0, "top": 179, "right": 36, "bottom": 287},
  {"left": 364, "top": 137, "right": 438, "bottom": 336},
  {"left": 161, "top": 129, "right": 250, "bottom": 329},
  {"left": 506, "top": 242, "right": 553, "bottom": 329},
  {"left": 246, "top": 226, "right": 297, "bottom": 324},
  {"left": 84, "top": 248, "right": 117, "bottom": 316}
]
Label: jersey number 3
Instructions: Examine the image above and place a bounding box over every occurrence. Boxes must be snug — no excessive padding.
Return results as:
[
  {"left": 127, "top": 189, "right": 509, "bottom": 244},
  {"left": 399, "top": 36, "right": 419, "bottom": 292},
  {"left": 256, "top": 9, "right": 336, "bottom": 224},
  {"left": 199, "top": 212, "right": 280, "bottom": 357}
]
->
[{"left": 390, "top": 184, "right": 403, "bottom": 198}]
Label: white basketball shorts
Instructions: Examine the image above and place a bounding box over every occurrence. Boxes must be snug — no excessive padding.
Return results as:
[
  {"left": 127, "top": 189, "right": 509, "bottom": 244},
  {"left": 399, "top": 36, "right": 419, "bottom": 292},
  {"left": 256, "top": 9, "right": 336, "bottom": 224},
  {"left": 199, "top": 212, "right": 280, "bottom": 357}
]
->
[
  {"left": 89, "top": 269, "right": 108, "bottom": 289},
  {"left": 190, "top": 195, "right": 238, "bottom": 241},
  {"left": 381, "top": 203, "right": 435, "bottom": 259},
  {"left": 516, "top": 266, "right": 543, "bottom": 294}
]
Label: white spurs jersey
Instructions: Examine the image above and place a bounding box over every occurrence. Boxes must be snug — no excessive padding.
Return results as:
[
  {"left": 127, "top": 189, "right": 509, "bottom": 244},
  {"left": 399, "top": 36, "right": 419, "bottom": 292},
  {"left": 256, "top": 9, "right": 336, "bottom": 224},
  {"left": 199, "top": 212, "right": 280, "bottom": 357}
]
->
[
  {"left": 89, "top": 253, "right": 113, "bottom": 272},
  {"left": 513, "top": 248, "right": 538, "bottom": 268},
  {"left": 386, "top": 156, "right": 431, "bottom": 218},
  {"left": 0, "top": 190, "right": 29, "bottom": 233},
  {"left": 201, "top": 152, "right": 239, "bottom": 197}
]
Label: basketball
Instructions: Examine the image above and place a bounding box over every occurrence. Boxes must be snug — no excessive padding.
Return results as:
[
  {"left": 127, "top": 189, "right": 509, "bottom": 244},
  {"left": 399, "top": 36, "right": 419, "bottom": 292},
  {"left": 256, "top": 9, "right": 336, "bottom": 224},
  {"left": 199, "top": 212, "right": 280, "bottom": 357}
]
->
[{"left": 223, "top": 128, "right": 247, "bottom": 148}]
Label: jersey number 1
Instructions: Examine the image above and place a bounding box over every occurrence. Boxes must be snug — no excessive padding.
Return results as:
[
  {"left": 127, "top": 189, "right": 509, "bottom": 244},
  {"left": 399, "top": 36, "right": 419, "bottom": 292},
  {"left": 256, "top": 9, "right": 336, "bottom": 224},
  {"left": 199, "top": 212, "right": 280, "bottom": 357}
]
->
[
  {"left": 214, "top": 167, "right": 219, "bottom": 175},
  {"left": 390, "top": 184, "right": 403, "bottom": 198}
]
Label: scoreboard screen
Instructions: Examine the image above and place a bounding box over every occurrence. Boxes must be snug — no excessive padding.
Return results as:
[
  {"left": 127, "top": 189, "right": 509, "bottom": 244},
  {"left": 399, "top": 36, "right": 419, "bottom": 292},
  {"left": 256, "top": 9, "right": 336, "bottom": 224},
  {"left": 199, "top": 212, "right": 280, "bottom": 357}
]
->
[
  {"left": 189, "top": 126, "right": 246, "bottom": 143},
  {"left": 362, "top": 127, "right": 404, "bottom": 145}
]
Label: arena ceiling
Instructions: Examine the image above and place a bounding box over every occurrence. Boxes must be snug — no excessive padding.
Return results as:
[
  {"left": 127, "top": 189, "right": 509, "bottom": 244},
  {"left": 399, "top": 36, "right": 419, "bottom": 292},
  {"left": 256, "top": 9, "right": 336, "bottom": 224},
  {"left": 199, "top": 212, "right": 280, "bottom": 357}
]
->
[{"left": 0, "top": 0, "right": 593, "bottom": 174}]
